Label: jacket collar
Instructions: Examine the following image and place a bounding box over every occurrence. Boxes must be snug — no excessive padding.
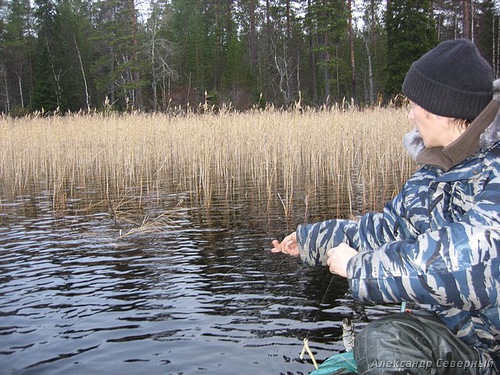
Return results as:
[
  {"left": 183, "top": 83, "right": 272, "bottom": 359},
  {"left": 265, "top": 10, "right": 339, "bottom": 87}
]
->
[
  {"left": 416, "top": 100, "right": 500, "bottom": 171},
  {"left": 404, "top": 99, "right": 500, "bottom": 171}
]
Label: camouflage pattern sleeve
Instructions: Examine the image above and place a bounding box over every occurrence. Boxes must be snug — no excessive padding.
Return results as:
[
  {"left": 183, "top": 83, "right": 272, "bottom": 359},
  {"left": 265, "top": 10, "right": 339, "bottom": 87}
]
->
[
  {"left": 296, "top": 219, "right": 360, "bottom": 266},
  {"left": 348, "top": 156, "right": 500, "bottom": 311},
  {"left": 296, "top": 166, "right": 436, "bottom": 267}
]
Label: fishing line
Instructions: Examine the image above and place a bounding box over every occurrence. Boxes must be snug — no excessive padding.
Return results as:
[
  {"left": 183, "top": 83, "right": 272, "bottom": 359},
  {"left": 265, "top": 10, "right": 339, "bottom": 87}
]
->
[
  {"left": 300, "top": 271, "right": 336, "bottom": 370},
  {"left": 305, "top": 272, "right": 336, "bottom": 340},
  {"left": 220, "top": 233, "right": 331, "bottom": 370},
  {"left": 221, "top": 245, "right": 294, "bottom": 307}
]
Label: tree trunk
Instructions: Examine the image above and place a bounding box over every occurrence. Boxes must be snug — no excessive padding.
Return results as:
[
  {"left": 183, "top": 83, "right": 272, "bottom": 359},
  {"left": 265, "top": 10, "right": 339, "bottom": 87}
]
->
[
  {"left": 307, "top": 0, "right": 318, "bottom": 103},
  {"left": 463, "top": 0, "right": 471, "bottom": 39},
  {"left": 74, "top": 36, "right": 91, "bottom": 111},
  {"left": 4, "top": 70, "right": 10, "bottom": 113},
  {"left": 348, "top": 0, "right": 356, "bottom": 104},
  {"left": 129, "top": 0, "right": 143, "bottom": 110},
  {"left": 248, "top": 0, "right": 258, "bottom": 69},
  {"left": 324, "top": 35, "right": 331, "bottom": 104},
  {"left": 363, "top": 35, "right": 374, "bottom": 105}
]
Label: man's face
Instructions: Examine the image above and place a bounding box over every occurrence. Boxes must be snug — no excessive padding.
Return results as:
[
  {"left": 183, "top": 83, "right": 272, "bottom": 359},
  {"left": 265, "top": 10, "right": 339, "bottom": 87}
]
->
[{"left": 407, "top": 101, "right": 460, "bottom": 148}]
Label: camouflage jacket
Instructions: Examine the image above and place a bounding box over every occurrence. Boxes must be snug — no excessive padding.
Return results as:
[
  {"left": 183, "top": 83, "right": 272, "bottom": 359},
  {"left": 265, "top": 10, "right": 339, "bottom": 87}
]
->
[{"left": 296, "top": 108, "right": 500, "bottom": 359}]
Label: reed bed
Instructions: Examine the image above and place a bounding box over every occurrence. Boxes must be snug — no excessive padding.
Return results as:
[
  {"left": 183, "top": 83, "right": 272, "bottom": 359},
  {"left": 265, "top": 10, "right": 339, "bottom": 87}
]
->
[{"left": 0, "top": 107, "right": 416, "bottom": 224}]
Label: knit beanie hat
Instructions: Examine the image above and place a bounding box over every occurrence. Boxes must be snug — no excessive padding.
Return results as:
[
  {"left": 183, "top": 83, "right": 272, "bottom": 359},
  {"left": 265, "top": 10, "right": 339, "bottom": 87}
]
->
[{"left": 402, "top": 38, "right": 493, "bottom": 120}]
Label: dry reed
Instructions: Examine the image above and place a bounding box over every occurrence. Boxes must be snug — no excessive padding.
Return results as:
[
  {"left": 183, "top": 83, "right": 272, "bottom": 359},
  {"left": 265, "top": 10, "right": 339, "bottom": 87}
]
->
[{"left": 0, "top": 107, "right": 416, "bottom": 225}]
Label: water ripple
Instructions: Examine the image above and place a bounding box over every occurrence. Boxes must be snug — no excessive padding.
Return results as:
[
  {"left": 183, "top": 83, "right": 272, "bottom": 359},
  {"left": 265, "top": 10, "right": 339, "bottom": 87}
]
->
[{"left": 0, "top": 194, "right": 390, "bottom": 375}]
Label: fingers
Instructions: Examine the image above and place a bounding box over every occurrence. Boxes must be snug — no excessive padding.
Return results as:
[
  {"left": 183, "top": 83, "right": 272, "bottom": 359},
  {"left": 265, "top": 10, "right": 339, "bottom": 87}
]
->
[
  {"left": 271, "top": 233, "right": 299, "bottom": 256},
  {"left": 326, "top": 253, "right": 336, "bottom": 275},
  {"left": 326, "top": 244, "right": 358, "bottom": 278},
  {"left": 271, "top": 239, "right": 282, "bottom": 253}
]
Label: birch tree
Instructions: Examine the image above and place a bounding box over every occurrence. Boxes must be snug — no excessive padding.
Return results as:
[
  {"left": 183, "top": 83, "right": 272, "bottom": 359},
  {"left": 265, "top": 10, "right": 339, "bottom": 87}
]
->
[
  {"left": 145, "top": 0, "right": 177, "bottom": 111},
  {"left": 2, "top": 0, "right": 33, "bottom": 113}
]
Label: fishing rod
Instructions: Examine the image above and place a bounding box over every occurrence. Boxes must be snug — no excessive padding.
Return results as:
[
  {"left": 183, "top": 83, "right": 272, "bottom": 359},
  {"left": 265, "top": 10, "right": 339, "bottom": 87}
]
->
[{"left": 299, "top": 270, "right": 358, "bottom": 372}]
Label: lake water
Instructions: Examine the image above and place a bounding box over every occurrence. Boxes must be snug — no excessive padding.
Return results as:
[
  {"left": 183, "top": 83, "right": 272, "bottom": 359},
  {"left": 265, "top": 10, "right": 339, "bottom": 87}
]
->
[{"left": 0, "top": 186, "right": 402, "bottom": 375}]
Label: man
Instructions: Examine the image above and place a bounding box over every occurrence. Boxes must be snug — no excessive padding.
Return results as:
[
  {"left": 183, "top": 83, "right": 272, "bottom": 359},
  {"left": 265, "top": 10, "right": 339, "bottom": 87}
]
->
[{"left": 272, "top": 39, "right": 500, "bottom": 374}]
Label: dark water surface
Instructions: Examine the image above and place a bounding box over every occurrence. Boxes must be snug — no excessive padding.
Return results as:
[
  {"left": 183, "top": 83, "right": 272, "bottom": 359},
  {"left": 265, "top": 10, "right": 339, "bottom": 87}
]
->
[{"left": 0, "top": 190, "right": 399, "bottom": 375}]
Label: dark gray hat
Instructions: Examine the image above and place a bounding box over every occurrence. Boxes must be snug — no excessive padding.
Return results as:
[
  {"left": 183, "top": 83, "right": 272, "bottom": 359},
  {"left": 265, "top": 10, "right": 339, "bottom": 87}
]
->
[{"left": 402, "top": 39, "right": 493, "bottom": 120}]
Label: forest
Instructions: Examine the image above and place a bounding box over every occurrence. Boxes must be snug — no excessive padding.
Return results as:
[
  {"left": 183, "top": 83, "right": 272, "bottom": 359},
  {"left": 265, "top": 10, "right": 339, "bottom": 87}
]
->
[{"left": 0, "top": 0, "right": 499, "bottom": 115}]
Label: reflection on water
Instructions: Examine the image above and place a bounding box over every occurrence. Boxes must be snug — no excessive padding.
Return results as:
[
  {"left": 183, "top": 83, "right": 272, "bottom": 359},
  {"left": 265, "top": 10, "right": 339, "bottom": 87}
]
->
[{"left": 0, "top": 189, "right": 401, "bottom": 375}]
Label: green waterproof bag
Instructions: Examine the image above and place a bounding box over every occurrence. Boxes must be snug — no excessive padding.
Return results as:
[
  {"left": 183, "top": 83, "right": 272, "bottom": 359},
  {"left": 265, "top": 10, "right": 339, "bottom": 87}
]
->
[{"left": 309, "top": 351, "right": 358, "bottom": 375}]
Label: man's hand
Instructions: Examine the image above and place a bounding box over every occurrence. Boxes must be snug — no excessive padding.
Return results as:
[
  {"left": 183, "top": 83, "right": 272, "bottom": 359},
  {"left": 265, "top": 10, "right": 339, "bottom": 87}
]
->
[
  {"left": 326, "top": 243, "right": 358, "bottom": 278},
  {"left": 271, "top": 232, "right": 299, "bottom": 257}
]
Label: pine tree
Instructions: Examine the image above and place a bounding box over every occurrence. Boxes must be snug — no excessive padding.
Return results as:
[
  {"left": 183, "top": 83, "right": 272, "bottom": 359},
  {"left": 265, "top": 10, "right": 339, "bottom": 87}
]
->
[
  {"left": 53, "top": 0, "right": 95, "bottom": 111},
  {"left": 1, "top": 0, "right": 34, "bottom": 114},
  {"left": 31, "top": 42, "right": 59, "bottom": 111},
  {"left": 307, "top": 0, "right": 349, "bottom": 103},
  {"left": 168, "top": 0, "right": 209, "bottom": 104},
  {"left": 92, "top": 0, "right": 146, "bottom": 111},
  {"left": 385, "top": 0, "right": 437, "bottom": 97},
  {"left": 475, "top": 0, "right": 498, "bottom": 70},
  {"left": 144, "top": 0, "right": 177, "bottom": 111}
]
